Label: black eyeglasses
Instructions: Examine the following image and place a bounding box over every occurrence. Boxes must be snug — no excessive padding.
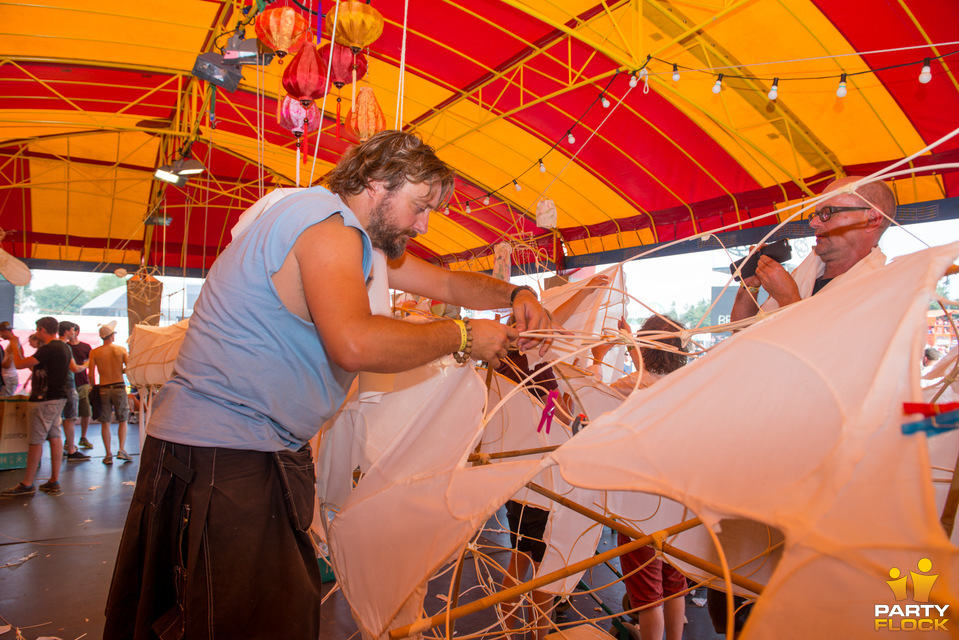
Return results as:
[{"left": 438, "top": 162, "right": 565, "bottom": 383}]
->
[{"left": 808, "top": 205, "right": 870, "bottom": 223}]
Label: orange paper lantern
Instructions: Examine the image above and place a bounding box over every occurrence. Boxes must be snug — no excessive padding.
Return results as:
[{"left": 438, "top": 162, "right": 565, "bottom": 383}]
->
[
  {"left": 345, "top": 86, "right": 386, "bottom": 142},
  {"left": 255, "top": 7, "right": 311, "bottom": 60},
  {"left": 325, "top": 1, "right": 384, "bottom": 52}
]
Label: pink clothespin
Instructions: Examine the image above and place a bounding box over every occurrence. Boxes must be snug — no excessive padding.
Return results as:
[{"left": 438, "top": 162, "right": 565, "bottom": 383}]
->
[{"left": 537, "top": 389, "right": 559, "bottom": 435}]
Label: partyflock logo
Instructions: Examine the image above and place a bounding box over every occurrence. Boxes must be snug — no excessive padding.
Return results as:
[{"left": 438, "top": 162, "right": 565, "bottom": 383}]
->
[{"left": 874, "top": 558, "right": 949, "bottom": 632}]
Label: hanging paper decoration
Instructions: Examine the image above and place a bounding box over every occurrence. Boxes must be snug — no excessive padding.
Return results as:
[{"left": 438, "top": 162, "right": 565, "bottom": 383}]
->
[
  {"left": 279, "top": 95, "right": 321, "bottom": 138},
  {"left": 492, "top": 242, "right": 512, "bottom": 282},
  {"left": 345, "top": 86, "right": 386, "bottom": 142},
  {"left": 536, "top": 198, "right": 558, "bottom": 229},
  {"left": 325, "top": 1, "right": 384, "bottom": 52},
  {"left": 255, "top": 6, "right": 311, "bottom": 61},
  {"left": 279, "top": 96, "right": 321, "bottom": 186},
  {"left": 282, "top": 44, "right": 328, "bottom": 107},
  {"left": 320, "top": 42, "right": 369, "bottom": 138},
  {"left": 320, "top": 42, "right": 368, "bottom": 89}
]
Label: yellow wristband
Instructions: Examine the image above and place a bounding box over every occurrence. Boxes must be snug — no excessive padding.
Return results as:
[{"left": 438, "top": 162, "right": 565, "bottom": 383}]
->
[
  {"left": 454, "top": 319, "right": 468, "bottom": 352},
  {"left": 742, "top": 285, "right": 760, "bottom": 294}
]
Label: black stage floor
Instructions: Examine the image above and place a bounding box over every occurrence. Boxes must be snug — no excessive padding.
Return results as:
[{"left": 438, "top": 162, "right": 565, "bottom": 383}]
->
[{"left": 1, "top": 425, "right": 723, "bottom": 640}]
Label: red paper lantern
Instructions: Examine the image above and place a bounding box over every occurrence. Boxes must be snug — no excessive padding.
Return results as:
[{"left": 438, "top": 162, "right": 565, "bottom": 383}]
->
[
  {"left": 319, "top": 42, "right": 368, "bottom": 89},
  {"left": 345, "top": 86, "right": 386, "bottom": 142},
  {"left": 255, "top": 7, "right": 311, "bottom": 60},
  {"left": 282, "top": 44, "right": 328, "bottom": 107}
]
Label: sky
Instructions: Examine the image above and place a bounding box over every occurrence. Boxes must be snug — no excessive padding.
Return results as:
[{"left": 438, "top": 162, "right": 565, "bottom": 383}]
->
[{"left": 22, "top": 218, "right": 959, "bottom": 317}]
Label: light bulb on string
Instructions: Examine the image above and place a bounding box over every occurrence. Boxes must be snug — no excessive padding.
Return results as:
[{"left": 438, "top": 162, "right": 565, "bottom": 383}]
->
[
  {"left": 601, "top": 94, "right": 610, "bottom": 108},
  {"left": 567, "top": 131, "right": 575, "bottom": 144},
  {"left": 444, "top": 207, "right": 449, "bottom": 215},
  {"left": 768, "top": 77, "right": 779, "bottom": 101},
  {"left": 465, "top": 202, "right": 471, "bottom": 214},
  {"left": 483, "top": 195, "right": 490, "bottom": 206},
  {"left": 513, "top": 180, "right": 521, "bottom": 192},
  {"left": 539, "top": 159, "right": 546, "bottom": 173},
  {"left": 919, "top": 58, "right": 932, "bottom": 84},
  {"left": 672, "top": 63, "right": 680, "bottom": 82},
  {"left": 712, "top": 73, "right": 723, "bottom": 94},
  {"left": 836, "top": 73, "right": 847, "bottom": 98},
  {"left": 629, "top": 73, "right": 638, "bottom": 88}
]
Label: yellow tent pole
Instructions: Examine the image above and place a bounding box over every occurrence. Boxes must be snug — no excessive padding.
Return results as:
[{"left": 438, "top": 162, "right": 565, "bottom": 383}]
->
[{"left": 388, "top": 517, "right": 703, "bottom": 639}]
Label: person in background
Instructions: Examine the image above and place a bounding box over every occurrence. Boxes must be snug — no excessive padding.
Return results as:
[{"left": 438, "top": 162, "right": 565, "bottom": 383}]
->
[
  {"left": 0, "top": 317, "right": 72, "bottom": 497},
  {"left": 87, "top": 321, "right": 130, "bottom": 465},
  {"left": 592, "top": 315, "right": 689, "bottom": 640},
  {"left": 68, "top": 322, "right": 95, "bottom": 450},
  {"left": 0, "top": 321, "right": 21, "bottom": 396},
  {"left": 731, "top": 177, "right": 896, "bottom": 321},
  {"left": 58, "top": 321, "right": 90, "bottom": 462}
]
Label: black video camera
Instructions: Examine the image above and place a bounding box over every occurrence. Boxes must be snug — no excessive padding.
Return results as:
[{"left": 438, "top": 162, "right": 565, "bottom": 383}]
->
[{"left": 729, "top": 239, "right": 792, "bottom": 282}]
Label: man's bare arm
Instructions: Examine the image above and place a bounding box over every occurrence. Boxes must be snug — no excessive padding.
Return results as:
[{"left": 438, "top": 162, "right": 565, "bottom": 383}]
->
[
  {"left": 6, "top": 337, "right": 37, "bottom": 370},
  {"left": 387, "top": 252, "right": 552, "bottom": 353},
  {"left": 296, "top": 219, "right": 515, "bottom": 372}
]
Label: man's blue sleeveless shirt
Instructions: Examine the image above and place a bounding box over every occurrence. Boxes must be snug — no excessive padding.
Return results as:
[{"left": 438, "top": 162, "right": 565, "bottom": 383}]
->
[{"left": 148, "top": 187, "right": 373, "bottom": 451}]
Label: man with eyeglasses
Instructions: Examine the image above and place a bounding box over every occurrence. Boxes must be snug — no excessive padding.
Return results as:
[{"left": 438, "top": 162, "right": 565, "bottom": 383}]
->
[{"left": 731, "top": 176, "right": 896, "bottom": 321}]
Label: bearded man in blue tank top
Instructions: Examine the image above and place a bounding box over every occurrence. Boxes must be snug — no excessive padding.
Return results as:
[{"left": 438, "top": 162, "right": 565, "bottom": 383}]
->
[{"left": 104, "top": 130, "right": 553, "bottom": 640}]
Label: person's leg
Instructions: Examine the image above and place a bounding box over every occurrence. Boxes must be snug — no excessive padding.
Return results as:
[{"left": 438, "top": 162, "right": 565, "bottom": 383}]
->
[
  {"left": 99, "top": 387, "right": 113, "bottom": 461},
  {"left": 63, "top": 418, "right": 77, "bottom": 454},
  {"left": 77, "top": 383, "right": 92, "bottom": 447},
  {"left": 113, "top": 386, "right": 130, "bottom": 458},
  {"left": 530, "top": 586, "right": 554, "bottom": 640},
  {"left": 48, "top": 436, "right": 63, "bottom": 482},
  {"left": 663, "top": 596, "right": 685, "bottom": 640},
  {"left": 101, "top": 422, "right": 112, "bottom": 460},
  {"left": 502, "top": 552, "right": 531, "bottom": 638},
  {"left": 637, "top": 606, "right": 665, "bottom": 640},
  {"left": 661, "top": 562, "right": 687, "bottom": 640},
  {"left": 46, "top": 400, "right": 66, "bottom": 483},
  {"left": 21, "top": 443, "right": 43, "bottom": 487}
]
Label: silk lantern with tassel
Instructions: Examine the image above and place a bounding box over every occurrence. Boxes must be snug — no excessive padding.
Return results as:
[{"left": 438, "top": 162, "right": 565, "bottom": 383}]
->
[
  {"left": 282, "top": 43, "right": 327, "bottom": 107},
  {"left": 325, "top": 1, "right": 384, "bottom": 52},
  {"left": 320, "top": 42, "right": 368, "bottom": 138},
  {"left": 345, "top": 86, "right": 385, "bottom": 142},
  {"left": 279, "top": 96, "right": 320, "bottom": 186},
  {"left": 255, "top": 6, "right": 311, "bottom": 61}
]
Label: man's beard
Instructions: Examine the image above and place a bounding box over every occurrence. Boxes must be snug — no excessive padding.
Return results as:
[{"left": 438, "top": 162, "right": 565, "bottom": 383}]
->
[{"left": 366, "top": 190, "right": 416, "bottom": 260}]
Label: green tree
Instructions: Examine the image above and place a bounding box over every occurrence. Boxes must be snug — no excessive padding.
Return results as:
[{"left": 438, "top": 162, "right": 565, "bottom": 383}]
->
[
  {"left": 90, "top": 274, "right": 126, "bottom": 299},
  {"left": 679, "top": 298, "right": 711, "bottom": 328},
  {"left": 930, "top": 281, "right": 951, "bottom": 310},
  {"left": 30, "top": 284, "right": 92, "bottom": 314}
]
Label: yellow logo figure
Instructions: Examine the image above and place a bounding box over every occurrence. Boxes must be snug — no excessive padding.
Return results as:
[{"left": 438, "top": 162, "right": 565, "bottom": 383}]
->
[
  {"left": 885, "top": 558, "right": 939, "bottom": 602},
  {"left": 886, "top": 567, "right": 908, "bottom": 601},
  {"left": 911, "top": 558, "right": 938, "bottom": 603}
]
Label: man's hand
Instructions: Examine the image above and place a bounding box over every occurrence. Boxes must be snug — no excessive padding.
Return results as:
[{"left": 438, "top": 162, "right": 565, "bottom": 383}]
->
[
  {"left": 754, "top": 256, "right": 801, "bottom": 307},
  {"left": 469, "top": 320, "right": 518, "bottom": 369},
  {"left": 512, "top": 289, "right": 552, "bottom": 356}
]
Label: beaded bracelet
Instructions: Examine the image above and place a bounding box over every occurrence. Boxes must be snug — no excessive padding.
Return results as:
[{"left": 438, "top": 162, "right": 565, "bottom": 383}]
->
[
  {"left": 453, "top": 318, "right": 473, "bottom": 364},
  {"left": 741, "top": 285, "right": 760, "bottom": 294}
]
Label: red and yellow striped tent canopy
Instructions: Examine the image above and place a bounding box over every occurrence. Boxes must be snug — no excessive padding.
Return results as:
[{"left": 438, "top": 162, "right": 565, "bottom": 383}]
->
[{"left": 1, "top": 0, "right": 957, "bottom": 276}]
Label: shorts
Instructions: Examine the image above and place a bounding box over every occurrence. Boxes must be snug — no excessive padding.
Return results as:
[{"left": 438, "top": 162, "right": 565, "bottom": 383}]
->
[
  {"left": 76, "top": 383, "right": 91, "bottom": 418},
  {"left": 1, "top": 373, "right": 19, "bottom": 397},
  {"left": 62, "top": 385, "right": 79, "bottom": 420},
  {"left": 506, "top": 500, "right": 550, "bottom": 563},
  {"left": 618, "top": 533, "right": 687, "bottom": 607},
  {"left": 98, "top": 384, "right": 129, "bottom": 423},
  {"left": 28, "top": 399, "right": 67, "bottom": 445}
]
